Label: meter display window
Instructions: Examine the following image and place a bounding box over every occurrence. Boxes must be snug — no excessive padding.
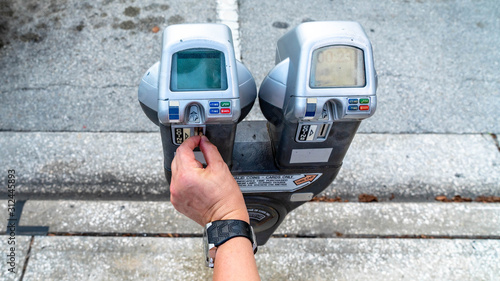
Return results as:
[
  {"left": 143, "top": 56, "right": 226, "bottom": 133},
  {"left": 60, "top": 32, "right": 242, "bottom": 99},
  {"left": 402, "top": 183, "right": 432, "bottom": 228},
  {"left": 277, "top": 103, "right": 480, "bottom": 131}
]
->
[
  {"left": 310, "top": 46, "right": 365, "bottom": 88},
  {"left": 171, "top": 48, "right": 228, "bottom": 91}
]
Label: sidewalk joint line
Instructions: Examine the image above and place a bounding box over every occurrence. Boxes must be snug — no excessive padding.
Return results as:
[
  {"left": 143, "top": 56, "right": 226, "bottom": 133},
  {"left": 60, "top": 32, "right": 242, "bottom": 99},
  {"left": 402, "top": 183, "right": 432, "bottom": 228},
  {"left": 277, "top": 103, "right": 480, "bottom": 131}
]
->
[
  {"left": 11, "top": 83, "right": 136, "bottom": 91},
  {"left": 40, "top": 232, "right": 500, "bottom": 240},
  {"left": 272, "top": 234, "right": 500, "bottom": 240},
  {"left": 491, "top": 133, "right": 500, "bottom": 152},
  {"left": 46, "top": 232, "right": 202, "bottom": 238},
  {"left": 19, "top": 236, "right": 35, "bottom": 281}
]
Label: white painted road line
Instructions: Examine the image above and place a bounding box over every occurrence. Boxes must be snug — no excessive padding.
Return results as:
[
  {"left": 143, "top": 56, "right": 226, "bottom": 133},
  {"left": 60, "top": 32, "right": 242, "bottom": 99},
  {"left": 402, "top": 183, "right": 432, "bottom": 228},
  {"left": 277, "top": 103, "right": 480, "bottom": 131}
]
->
[{"left": 216, "top": 0, "right": 241, "bottom": 60}]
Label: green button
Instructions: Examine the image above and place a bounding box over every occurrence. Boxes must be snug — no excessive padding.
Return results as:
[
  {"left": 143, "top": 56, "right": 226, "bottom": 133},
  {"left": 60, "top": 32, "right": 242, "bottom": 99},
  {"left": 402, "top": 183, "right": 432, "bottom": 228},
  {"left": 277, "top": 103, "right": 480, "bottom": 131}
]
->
[
  {"left": 221, "top": 101, "right": 231, "bottom": 107},
  {"left": 360, "top": 98, "right": 370, "bottom": 104}
]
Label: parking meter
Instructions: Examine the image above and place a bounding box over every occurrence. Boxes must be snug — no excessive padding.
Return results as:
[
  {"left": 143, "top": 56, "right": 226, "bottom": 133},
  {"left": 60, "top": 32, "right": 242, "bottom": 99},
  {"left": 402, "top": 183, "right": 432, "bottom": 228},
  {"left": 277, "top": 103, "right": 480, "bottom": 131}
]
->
[
  {"left": 139, "top": 21, "right": 377, "bottom": 245},
  {"left": 239, "top": 21, "right": 377, "bottom": 244},
  {"left": 259, "top": 21, "right": 377, "bottom": 169},
  {"left": 138, "top": 23, "right": 257, "bottom": 178}
]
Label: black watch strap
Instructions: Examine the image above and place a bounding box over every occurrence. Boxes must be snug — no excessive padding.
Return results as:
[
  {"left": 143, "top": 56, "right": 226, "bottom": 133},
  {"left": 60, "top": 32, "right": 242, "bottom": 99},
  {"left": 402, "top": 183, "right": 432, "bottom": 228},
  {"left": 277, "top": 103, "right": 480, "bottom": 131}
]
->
[{"left": 206, "top": 220, "right": 255, "bottom": 247}]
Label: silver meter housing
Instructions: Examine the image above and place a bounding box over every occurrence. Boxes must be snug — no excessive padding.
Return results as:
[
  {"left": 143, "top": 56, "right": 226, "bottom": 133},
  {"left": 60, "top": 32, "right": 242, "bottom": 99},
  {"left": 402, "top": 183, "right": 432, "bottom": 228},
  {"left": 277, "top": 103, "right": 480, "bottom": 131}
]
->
[
  {"left": 259, "top": 21, "right": 377, "bottom": 167},
  {"left": 261, "top": 21, "right": 377, "bottom": 122},
  {"left": 158, "top": 24, "right": 242, "bottom": 128},
  {"left": 138, "top": 23, "right": 256, "bottom": 167}
]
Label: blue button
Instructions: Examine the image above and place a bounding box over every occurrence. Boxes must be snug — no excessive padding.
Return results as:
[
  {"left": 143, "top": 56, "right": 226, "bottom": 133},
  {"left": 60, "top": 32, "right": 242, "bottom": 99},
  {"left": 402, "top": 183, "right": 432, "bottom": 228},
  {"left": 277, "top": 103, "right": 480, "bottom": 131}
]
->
[
  {"left": 210, "top": 108, "right": 220, "bottom": 114},
  {"left": 348, "top": 99, "right": 358, "bottom": 104},
  {"left": 169, "top": 107, "right": 179, "bottom": 115},
  {"left": 348, "top": 105, "right": 358, "bottom": 111},
  {"left": 169, "top": 114, "right": 179, "bottom": 120},
  {"left": 209, "top": 102, "right": 219, "bottom": 107}
]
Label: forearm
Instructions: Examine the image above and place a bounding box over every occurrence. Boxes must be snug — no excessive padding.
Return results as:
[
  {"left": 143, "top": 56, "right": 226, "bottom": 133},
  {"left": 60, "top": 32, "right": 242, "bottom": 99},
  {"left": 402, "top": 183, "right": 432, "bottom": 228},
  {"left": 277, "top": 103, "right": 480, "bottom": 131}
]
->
[
  {"left": 212, "top": 207, "right": 259, "bottom": 280},
  {"left": 213, "top": 237, "right": 260, "bottom": 281},
  {"left": 170, "top": 135, "right": 260, "bottom": 279}
]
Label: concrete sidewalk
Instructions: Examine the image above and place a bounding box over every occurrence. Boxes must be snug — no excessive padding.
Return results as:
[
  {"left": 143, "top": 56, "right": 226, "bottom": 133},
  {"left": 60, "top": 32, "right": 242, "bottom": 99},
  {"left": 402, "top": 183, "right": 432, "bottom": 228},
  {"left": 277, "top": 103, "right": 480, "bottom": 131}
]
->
[
  {"left": 2, "top": 236, "right": 499, "bottom": 280},
  {"left": 1, "top": 129, "right": 499, "bottom": 201},
  {"left": 1, "top": 0, "right": 499, "bottom": 280},
  {"left": 1, "top": 200, "right": 500, "bottom": 280}
]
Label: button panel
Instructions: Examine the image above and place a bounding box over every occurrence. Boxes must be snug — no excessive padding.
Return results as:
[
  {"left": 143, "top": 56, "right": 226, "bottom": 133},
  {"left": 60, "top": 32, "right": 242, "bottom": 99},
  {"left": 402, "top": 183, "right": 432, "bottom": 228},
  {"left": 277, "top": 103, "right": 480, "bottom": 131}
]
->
[
  {"left": 346, "top": 97, "right": 371, "bottom": 113},
  {"left": 209, "top": 100, "right": 232, "bottom": 116}
]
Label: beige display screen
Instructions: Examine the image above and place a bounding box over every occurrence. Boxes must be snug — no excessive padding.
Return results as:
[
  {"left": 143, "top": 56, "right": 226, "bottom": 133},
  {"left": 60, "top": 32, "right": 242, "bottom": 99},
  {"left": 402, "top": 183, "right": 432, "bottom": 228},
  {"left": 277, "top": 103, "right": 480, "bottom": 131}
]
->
[{"left": 310, "top": 46, "right": 365, "bottom": 88}]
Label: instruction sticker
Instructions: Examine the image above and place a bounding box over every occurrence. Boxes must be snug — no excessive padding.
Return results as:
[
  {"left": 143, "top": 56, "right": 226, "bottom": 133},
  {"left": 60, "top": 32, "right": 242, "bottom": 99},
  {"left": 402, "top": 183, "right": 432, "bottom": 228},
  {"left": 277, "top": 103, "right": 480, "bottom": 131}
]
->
[
  {"left": 173, "top": 128, "right": 191, "bottom": 145},
  {"left": 234, "top": 173, "right": 322, "bottom": 193}
]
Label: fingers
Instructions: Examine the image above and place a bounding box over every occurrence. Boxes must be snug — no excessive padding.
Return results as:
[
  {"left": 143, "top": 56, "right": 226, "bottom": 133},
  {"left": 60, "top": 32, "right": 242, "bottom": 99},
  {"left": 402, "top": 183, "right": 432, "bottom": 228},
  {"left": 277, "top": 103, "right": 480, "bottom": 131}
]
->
[
  {"left": 178, "top": 135, "right": 202, "bottom": 152},
  {"left": 172, "top": 135, "right": 225, "bottom": 173},
  {"left": 199, "top": 135, "right": 225, "bottom": 167},
  {"left": 172, "top": 135, "right": 202, "bottom": 171}
]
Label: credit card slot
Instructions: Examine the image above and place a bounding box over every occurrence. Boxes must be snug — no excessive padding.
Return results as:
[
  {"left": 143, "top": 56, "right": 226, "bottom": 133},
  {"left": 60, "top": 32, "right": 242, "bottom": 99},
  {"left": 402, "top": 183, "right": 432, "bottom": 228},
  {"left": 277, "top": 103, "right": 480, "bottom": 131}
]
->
[
  {"left": 194, "top": 127, "right": 205, "bottom": 136},
  {"left": 317, "top": 124, "right": 329, "bottom": 139}
]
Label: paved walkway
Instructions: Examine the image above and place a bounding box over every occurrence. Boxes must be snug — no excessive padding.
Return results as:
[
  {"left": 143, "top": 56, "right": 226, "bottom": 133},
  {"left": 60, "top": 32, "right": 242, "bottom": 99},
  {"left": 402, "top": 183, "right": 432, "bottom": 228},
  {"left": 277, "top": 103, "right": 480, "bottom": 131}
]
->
[{"left": 1, "top": 201, "right": 500, "bottom": 280}]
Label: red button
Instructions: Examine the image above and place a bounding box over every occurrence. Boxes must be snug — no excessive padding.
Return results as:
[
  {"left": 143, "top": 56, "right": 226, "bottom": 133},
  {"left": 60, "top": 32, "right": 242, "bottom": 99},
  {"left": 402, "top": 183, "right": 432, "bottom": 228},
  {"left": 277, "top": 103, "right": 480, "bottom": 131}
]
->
[
  {"left": 221, "top": 108, "right": 231, "bottom": 114},
  {"left": 359, "top": 105, "right": 370, "bottom": 111}
]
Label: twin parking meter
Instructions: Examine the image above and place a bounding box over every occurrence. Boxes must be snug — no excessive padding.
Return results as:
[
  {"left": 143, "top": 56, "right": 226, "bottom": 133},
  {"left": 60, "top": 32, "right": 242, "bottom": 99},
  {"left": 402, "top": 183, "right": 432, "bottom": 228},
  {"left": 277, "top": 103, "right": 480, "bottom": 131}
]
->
[{"left": 138, "top": 22, "right": 377, "bottom": 245}]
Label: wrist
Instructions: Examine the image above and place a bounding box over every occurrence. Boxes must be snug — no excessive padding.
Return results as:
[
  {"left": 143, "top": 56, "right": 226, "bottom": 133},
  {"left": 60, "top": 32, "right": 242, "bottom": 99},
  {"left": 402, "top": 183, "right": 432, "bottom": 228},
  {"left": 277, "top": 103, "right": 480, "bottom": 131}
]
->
[
  {"left": 217, "top": 209, "right": 250, "bottom": 224},
  {"left": 205, "top": 196, "right": 249, "bottom": 225}
]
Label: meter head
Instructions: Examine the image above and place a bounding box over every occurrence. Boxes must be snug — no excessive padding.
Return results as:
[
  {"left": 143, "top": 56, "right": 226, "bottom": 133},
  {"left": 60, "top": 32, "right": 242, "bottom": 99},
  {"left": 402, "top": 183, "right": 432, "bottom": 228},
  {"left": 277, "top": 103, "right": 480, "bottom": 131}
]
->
[
  {"left": 139, "top": 23, "right": 256, "bottom": 146},
  {"left": 158, "top": 24, "right": 241, "bottom": 130},
  {"left": 138, "top": 23, "right": 256, "bottom": 170},
  {"left": 259, "top": 21, "right": 377, "bottom": 168},
  {"left": 260, "top": 21, "right": 377, "bottom": 131}
]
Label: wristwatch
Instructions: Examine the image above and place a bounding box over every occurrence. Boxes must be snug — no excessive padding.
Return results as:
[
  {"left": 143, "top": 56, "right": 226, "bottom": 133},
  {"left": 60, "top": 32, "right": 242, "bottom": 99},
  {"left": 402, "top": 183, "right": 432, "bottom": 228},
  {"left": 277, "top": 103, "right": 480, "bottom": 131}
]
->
[{"left": 203, "top": 219, "right": 258, "bottom": 268}]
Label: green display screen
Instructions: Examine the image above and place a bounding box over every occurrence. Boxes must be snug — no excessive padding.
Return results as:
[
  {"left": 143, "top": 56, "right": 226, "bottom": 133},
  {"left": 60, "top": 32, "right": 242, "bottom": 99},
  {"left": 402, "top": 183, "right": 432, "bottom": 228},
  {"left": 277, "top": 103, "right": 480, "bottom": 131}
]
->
[{"left": 171, "top": 49, "right": 228, "bottom": 91}]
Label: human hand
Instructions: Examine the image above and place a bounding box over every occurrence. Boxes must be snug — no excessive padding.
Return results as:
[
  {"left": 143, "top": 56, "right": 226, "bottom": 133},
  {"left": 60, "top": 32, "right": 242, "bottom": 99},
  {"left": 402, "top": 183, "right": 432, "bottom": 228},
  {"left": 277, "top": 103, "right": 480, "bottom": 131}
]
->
[{"left": 170, "top": 135, "right": 249, "bottom": 226}]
